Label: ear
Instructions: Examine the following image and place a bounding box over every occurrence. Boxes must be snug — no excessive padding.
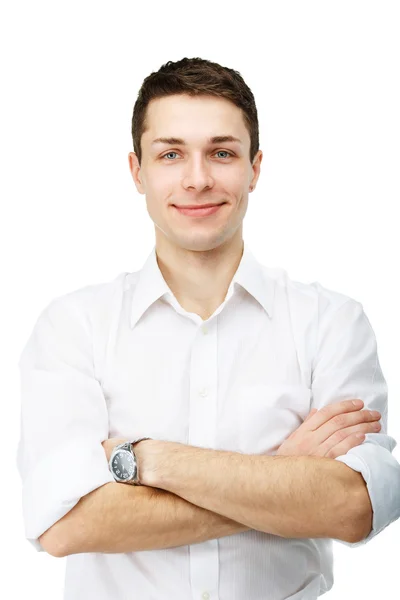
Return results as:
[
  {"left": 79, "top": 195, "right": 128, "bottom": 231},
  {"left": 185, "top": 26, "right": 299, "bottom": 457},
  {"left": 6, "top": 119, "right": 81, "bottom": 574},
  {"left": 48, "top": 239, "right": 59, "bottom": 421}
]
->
[
  {"left": 128, "top": 152, "right": 145, "bottom": 194},
  {"left": 249, "top": 149, "right": 263, "bottom": 191}
]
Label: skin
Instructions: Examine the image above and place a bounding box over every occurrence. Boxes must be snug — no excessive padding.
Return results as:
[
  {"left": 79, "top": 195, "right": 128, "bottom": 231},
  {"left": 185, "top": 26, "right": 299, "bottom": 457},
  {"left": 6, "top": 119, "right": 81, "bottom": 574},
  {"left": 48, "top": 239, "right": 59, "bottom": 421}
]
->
[{"left": 128, "top": 93, "right": 262, "bottom": 320}]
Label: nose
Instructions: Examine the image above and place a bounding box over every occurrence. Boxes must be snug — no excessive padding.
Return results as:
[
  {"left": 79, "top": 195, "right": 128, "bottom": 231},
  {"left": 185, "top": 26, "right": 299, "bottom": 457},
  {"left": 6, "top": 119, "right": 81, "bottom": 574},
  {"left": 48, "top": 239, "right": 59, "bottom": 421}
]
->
[{"left": 182, "top": 156, "right": 215, "bottom": 192}]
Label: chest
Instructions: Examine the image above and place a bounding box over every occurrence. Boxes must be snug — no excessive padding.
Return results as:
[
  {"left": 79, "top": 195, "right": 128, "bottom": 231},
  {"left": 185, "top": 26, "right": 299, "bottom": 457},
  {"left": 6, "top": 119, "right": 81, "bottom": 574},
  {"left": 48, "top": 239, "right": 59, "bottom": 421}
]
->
[{"left": 101, "top": 308, "right": 313, "bottom": 456}]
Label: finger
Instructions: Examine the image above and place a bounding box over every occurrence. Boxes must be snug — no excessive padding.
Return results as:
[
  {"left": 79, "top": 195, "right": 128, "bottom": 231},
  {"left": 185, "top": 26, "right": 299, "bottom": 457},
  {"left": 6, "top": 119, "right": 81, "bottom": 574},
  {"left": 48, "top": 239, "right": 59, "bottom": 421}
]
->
[
  {"left": 314, "top": 419, "right": 381, "bottom": 458},
  {"left": 321, "top": 431, "right": 367, "bottom": 459},
  {"left": 307, "top": 407, "right": 381, "bottom": 450},
  {"left": 299, "top": 399, "right": 365, "bottom": 433},
  {"left": 304, "top": 408, "right": 318, "bottom": 422}
]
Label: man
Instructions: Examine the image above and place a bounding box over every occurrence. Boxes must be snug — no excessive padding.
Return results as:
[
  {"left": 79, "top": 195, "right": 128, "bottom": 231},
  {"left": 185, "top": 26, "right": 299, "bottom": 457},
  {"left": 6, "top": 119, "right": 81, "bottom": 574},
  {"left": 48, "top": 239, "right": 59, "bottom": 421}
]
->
[{"left": 17, "top": 57, "right": 400, "bottom": 600}]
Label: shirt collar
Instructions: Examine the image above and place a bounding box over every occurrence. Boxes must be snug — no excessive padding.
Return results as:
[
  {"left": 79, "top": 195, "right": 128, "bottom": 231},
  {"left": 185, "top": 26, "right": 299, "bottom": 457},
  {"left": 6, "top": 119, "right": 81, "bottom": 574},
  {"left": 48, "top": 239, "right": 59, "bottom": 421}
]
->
[{"left": 129, "top": 241, "right": 275, "bottom": 329}]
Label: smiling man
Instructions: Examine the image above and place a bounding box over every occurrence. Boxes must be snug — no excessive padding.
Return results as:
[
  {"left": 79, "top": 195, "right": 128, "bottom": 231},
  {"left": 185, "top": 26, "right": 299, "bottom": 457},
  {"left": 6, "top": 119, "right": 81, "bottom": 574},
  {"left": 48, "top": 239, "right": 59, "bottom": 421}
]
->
[{"left": 17, "top": 57, "right": 400, "bottom": 600}]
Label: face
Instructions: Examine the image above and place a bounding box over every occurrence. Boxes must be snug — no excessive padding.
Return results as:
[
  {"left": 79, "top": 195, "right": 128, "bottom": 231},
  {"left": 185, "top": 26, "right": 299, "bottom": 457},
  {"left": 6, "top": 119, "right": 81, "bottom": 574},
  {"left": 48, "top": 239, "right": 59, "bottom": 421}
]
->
[{"left": 128, "top": 94, "right": 262, "bottom": 253}]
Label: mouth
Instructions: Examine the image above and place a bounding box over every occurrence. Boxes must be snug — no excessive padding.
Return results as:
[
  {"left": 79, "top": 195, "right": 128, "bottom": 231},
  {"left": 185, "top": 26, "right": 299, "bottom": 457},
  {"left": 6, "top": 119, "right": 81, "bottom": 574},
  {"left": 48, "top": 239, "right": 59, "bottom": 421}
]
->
[{"left": 172, "top": 203, "right": 226, "bottom": 218}]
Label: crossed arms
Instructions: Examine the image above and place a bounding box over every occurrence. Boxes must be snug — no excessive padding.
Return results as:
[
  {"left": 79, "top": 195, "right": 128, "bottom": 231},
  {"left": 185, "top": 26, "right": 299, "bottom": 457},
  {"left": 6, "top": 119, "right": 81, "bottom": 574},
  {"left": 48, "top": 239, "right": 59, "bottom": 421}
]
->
[
  {"left": 39, "top": 440, "right": 372, "bottom": 557},
  {"left": 33, "top": 298, "right": 382, "bottom": 557}
]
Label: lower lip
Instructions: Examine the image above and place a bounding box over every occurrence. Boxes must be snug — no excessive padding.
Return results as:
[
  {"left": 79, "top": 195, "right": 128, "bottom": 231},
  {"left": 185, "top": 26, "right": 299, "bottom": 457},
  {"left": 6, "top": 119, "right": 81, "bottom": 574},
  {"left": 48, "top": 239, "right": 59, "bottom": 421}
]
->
[{"left": 173, "top": 204, "right": 225, "bottom": 217}]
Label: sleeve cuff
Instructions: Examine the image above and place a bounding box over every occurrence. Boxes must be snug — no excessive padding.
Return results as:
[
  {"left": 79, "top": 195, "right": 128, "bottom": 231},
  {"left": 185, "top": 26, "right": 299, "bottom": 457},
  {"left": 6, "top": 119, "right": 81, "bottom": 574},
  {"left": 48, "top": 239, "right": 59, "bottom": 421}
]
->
[
  {"left": 21, "top": 437, "right": 115, "bottom": 553},
  {"left": 334, "top": 434, "right": 400, "bottom": 547}
]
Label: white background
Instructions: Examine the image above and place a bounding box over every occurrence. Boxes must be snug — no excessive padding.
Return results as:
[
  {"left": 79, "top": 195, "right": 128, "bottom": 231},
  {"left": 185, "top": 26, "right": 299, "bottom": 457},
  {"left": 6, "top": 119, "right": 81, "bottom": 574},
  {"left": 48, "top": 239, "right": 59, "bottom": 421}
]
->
[{"left": 1, "top": 1, "right": 399, "bottom": 598}]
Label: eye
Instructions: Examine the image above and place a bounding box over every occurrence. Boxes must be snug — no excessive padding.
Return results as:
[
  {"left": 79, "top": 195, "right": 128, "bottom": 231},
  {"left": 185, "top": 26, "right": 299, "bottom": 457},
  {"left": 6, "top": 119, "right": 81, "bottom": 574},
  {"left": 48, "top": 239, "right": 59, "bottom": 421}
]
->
[
  {"left": 160, "top": 150, "right": 233, "bottom": 160},
  {"left": 215, "top": 150, "right": 233, "bottom": 159},
  {"left": 162, "top": 151, "right": 179, "bottom": 160}
]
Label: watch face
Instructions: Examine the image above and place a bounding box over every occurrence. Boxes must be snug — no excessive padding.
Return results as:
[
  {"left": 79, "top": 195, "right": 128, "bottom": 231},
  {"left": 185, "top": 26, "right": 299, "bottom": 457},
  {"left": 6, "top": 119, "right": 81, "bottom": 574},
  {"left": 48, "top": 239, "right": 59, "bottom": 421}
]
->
[{"left": 111, "top": 450, "right": 136, "bottom": 481}]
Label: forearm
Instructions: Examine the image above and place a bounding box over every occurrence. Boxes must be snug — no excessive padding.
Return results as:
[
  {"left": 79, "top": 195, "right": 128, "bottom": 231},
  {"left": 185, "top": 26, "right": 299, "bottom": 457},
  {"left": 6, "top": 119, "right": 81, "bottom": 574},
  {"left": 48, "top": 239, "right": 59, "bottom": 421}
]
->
[
  {"left": 58, "top": 481, "right": 249, "bottom": 556},
  {"left": 146, "top": 444, "right": 368, "bottom": 543}
]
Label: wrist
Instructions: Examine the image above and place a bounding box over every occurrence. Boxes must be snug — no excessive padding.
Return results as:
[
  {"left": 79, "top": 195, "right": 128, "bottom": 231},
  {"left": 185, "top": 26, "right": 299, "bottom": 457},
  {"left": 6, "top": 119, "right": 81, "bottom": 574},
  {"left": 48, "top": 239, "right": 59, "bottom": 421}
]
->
[
  {"left": 133, "top": 440, "right": 155, "bottom": 487},
  {"left": 136, "top": 440, "right": 182, "bottom": 488}
]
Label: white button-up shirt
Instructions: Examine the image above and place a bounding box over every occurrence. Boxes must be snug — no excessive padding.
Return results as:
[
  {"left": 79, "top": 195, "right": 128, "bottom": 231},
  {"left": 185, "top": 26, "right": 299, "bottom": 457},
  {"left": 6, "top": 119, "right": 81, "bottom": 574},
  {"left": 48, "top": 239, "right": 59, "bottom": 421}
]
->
[{"left": 17, "top": 242, "right": 400, "bottom": 600}]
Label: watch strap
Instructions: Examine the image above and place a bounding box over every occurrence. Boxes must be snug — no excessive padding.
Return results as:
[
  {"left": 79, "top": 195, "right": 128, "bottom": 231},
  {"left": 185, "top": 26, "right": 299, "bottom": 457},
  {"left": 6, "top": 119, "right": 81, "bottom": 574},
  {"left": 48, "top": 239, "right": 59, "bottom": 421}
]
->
[{"left": 128, "top": 437, "right": 152, "bottom": 485}]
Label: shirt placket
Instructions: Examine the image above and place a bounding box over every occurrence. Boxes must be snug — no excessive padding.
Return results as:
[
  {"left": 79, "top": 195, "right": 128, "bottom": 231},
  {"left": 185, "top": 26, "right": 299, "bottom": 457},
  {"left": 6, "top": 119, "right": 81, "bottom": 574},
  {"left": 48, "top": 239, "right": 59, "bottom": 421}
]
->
[{"left": 188, "top": 320, "right": 220, "bottom": 600}]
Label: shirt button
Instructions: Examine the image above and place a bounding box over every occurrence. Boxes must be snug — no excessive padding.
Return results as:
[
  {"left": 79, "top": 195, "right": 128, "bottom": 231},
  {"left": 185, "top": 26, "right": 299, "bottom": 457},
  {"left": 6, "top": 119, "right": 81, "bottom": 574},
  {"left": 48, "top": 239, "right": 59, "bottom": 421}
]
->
[
  {"left": 202, "top": 593, "right": 210, "bottom": 600},
  {"left": 199, "top": 388, "right": 208, "bottom": 397},
  {"left": 202, "top": 326, "right": 208, "bottom": 335}
]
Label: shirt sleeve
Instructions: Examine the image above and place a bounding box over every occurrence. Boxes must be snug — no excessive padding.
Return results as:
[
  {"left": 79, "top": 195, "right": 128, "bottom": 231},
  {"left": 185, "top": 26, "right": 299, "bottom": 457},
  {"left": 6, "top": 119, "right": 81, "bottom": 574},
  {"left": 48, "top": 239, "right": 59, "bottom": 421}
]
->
[
  {"left": 311, "top": 297, "right": 400, "bottom": 547},
  {"left": 16, "top": 295, "right": 115, "bottom": 553}
]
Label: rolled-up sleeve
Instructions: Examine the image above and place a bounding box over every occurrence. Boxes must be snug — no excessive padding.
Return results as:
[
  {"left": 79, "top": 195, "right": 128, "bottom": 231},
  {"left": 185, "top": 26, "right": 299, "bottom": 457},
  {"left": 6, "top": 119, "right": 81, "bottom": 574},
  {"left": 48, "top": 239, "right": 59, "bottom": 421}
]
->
[
  {"left": 16, "top": 295, "right": 115, "bottom": 553},
  {"left": 311, "top": 297, "right": 400, "bottom": 547}
]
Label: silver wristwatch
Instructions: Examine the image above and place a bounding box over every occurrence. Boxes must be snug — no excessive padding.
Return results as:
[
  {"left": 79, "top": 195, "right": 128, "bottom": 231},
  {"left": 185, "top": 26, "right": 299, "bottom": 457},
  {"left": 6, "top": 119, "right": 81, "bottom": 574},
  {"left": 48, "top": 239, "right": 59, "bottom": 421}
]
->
[{"left": 108, "top": 438, "right": 151, "bottom": 485}]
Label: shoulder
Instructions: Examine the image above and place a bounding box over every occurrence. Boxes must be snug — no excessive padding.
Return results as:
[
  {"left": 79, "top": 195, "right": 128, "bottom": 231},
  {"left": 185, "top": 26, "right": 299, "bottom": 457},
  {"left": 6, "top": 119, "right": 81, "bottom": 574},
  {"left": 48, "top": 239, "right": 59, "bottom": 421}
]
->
[
  {"left": 57, "top": 271, "right": 128, "bottom": 307},
  {"left": 261, "top": 264, "right": 361, "bottom": 319},
  {"left": 29, "top": 272, "right": 130, "bottom": 336}
]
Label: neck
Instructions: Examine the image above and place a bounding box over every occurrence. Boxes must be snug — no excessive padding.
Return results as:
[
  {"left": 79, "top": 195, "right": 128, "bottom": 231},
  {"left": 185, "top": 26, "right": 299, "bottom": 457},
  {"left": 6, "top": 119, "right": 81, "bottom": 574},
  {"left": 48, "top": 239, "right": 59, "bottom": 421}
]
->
[{"left": 155, "top": 233, "right": 244, "bottom": 320}]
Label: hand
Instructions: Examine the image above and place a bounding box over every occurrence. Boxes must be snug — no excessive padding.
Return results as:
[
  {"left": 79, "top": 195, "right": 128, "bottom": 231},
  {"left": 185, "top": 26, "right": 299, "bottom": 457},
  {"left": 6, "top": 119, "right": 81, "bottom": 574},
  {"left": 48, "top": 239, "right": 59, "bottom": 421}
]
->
[{"left": 276, "top": 399, "right": 381, "bottom": 458}]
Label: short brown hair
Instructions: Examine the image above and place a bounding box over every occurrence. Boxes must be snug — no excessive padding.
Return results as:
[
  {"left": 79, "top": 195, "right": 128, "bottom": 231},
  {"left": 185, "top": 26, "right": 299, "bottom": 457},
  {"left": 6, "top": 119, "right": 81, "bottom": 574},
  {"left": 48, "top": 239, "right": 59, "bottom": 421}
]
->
[{"left": 131, "top": 57, "right": 259, "bottom": 166}]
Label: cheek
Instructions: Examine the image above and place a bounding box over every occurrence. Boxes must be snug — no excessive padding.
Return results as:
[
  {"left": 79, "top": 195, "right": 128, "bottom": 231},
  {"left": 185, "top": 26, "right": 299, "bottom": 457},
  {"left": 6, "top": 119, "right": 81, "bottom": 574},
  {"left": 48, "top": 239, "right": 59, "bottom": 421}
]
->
[
  {"left": 223, "top": 169, "right": 248, "bottom": 190},
  {"left": 144, "top": 163, "right": 174, "bottom": 186},
  {"left": 153, "top": 175, "right": 177, "bottom": 197},
  {"left": 144, "top": 176, "right": 173, "bottom": 202}
]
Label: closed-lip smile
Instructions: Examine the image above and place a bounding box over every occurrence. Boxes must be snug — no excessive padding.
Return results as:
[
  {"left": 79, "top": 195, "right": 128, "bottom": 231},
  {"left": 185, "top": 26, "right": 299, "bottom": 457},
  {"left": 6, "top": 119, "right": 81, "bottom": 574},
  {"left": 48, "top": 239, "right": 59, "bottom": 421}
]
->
[
  {"left": 174, "top": 203, "right": 225, "bottom": 208},
  {"left": 173, "top": 203, "right": 226, "bottom": 217}
]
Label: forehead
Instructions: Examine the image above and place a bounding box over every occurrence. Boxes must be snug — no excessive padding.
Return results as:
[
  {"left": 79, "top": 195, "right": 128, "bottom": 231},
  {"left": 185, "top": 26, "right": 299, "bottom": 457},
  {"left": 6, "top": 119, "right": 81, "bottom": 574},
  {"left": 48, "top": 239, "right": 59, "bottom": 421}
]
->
[{"left": 142, "top": 94, "right": 249, "bottom": 146}]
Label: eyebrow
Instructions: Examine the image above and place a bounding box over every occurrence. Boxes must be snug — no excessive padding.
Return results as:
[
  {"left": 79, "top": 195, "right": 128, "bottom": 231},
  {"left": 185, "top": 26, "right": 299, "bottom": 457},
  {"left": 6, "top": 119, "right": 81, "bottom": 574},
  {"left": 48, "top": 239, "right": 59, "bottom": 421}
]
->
[{"left": 151, "top": 135, "right": 243, "bottom": 147}]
